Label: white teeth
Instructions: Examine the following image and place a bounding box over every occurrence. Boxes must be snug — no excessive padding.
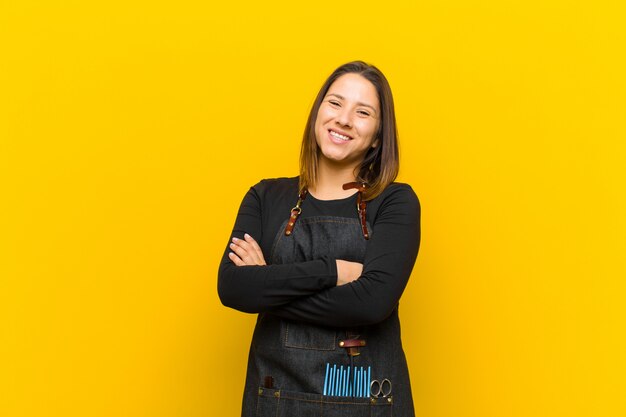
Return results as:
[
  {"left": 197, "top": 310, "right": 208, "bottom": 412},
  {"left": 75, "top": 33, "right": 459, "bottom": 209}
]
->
[{"left": 330, "top": 131, "right": 350, "bottom": 141}]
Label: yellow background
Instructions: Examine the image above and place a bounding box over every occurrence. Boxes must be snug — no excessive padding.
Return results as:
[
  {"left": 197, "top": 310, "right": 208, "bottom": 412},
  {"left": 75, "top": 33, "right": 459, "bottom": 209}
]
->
[{"left": 1, "top": 1, "right": 624, "bottom": 416}]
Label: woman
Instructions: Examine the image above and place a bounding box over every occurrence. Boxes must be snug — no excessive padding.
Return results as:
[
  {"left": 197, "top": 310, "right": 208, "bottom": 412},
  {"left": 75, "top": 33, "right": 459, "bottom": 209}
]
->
[{"left": 218, "top": 61, "right": 420, "bottom": 417}]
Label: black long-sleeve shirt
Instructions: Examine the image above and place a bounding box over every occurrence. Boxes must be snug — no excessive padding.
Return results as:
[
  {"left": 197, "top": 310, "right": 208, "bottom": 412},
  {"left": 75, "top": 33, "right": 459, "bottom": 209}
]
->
[{"left": 218, "top": 176, "right": 420, "bottom": 327}]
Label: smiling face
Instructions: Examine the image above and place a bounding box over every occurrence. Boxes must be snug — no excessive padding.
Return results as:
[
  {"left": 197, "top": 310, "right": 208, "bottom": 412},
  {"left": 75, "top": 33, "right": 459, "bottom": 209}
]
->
[{"left": 314, "top": 73, "right": 381, "bottom": 170}]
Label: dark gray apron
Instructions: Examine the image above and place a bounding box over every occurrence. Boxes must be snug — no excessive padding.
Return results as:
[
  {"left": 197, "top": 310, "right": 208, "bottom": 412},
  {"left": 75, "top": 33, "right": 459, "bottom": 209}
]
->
[{"left": 241, "top": 216, "right": 414, "bottom": 417}]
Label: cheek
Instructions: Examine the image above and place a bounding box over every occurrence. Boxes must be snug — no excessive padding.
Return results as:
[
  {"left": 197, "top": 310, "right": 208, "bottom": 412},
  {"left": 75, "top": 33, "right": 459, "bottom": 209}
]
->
[
  {"left": 316, "top": 108, "right": 332, "bottom": 124},
  {"left": 314, "top": 116, "right": 323, "bottom": 131},
  {"left": 314, "top": 110, "right": 327, "bottom": 131},
  {"left": 314, "top": 117, "right": 325, "bottom": 144},
  {"left": 357, "top": 120, "right": 378, "bottom": 139}
]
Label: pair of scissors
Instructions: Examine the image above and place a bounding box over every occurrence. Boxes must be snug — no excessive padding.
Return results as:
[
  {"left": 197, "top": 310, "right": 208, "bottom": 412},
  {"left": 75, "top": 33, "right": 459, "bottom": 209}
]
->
[{"left": 370, "top": 378, "right": 392, "bottom": 398}]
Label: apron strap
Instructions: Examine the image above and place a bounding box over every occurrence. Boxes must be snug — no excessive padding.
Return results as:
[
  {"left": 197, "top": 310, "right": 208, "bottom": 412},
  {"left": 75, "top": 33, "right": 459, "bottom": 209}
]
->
[
  {"left": 342, "top": 182, "right": 370, "bottom": 240},
  {"left": 284, "top": 183, "right": 369, "bottom": 240},
  {"left": 284, "top": 189, "right": 307, "bottom": 236}
]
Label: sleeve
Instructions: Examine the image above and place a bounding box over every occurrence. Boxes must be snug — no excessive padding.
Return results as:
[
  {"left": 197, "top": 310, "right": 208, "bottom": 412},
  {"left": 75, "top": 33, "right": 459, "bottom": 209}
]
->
[
  {"left": 217, "top": 182, "right": 338, "bottom": 313},
  {"left": 267, "top": 185, "right": 420, "bottom": 327}
]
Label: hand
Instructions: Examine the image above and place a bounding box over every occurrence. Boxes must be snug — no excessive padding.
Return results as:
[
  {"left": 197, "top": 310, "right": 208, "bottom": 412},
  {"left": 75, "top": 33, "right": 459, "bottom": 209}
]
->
[
  {"left": 335, "top": 260, "right": 363, "bottom": 286},
  {"left": 229, "top": 233, "right": 267, "bottom": 266}
]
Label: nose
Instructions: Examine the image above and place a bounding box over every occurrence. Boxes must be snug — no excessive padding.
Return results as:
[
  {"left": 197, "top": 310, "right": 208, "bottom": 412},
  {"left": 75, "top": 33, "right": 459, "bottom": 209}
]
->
[{"left": 335, "top": 107, "right": 353, "bottom": 128}]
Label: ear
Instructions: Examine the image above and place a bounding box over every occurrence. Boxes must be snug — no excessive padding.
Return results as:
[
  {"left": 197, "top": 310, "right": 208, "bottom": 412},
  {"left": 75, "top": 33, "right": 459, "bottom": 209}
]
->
[{"left": 371, "top": 138, "right": 380, "bottom": 148}]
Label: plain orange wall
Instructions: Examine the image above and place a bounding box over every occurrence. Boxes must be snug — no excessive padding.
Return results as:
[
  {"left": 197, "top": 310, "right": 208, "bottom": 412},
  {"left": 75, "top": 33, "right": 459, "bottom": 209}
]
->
[{"left": 1, "top": 1, "right": 625, "bottom": 416}]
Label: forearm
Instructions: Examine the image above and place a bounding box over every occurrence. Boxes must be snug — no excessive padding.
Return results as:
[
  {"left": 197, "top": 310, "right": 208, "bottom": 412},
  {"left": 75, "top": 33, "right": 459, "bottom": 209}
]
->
[
  {"left": 218, "top": 255, "right": 337, "bottom": 312},
  {"left": 269, "top": 249, "right": 417, "bottom": 327}
]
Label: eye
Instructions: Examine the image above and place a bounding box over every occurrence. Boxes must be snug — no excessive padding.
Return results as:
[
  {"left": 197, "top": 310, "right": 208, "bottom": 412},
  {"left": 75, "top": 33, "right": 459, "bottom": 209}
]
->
[
  {"left": 328, "top": 100, "right": 341, "bottom": 107},
  {"left": 357, "top": 110, "right": 371, "bottom": 117}
]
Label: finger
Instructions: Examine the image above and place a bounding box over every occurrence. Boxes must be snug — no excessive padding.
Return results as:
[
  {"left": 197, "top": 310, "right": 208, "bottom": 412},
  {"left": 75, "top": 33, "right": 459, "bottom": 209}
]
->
[
  {"left": 230, "top": 239, "right": 261, "bottom": 265},
  {"left": 229, "top": 242, "right": 254, "bottom": 264},
  {"left": 244, "top": 233, "right": 266, "bottom": 265},
  {"left": 228, "top": 251, "right": 245, "bottom": 266},
  {"left": 231, "top": 237, "right": 258, "bottom": 263}
]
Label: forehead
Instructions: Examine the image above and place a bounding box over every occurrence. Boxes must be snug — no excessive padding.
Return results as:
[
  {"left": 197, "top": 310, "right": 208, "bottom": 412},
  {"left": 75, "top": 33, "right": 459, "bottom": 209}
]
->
[{"left": 326, "top": 73, "right": 379, "bottom": 110}]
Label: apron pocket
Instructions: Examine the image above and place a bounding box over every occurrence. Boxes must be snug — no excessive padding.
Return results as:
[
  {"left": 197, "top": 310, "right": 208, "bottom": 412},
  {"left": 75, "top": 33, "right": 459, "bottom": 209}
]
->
[
  {"left": 283, "top": 320, "right": 337, "bottom": 351},
  {"left": 256, "top": 387, "right": 393, "bottom": 417}
]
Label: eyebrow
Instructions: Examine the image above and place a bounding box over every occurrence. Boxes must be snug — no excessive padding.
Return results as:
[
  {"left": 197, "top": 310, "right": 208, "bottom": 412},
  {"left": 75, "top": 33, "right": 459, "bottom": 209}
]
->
[{"left": 327, "top": 93, "right": 378, "bottom": 114}]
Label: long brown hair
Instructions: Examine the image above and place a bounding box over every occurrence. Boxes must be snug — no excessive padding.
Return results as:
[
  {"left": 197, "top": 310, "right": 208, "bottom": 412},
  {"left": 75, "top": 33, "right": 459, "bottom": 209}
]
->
[{"left": 299, "top": 61, "right": 400, "bottom": 200}]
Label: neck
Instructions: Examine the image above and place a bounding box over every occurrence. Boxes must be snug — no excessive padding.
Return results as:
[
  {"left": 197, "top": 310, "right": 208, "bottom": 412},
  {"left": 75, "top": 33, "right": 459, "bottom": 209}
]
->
[{"left": 309, "top": 159, "right": 360, "bottom": 200}]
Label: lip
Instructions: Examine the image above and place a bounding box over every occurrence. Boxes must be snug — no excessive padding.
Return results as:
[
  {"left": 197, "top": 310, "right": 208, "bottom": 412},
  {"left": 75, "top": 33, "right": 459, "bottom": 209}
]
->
[
  {"left": 329, "top": 128, "right": 353, "bottom": 139},
  {"left": 327, "top": 129, "right": 353, "bottom": 144},
  {"left": 326, "top": 130, "right": 351, "bottom": 145}
]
